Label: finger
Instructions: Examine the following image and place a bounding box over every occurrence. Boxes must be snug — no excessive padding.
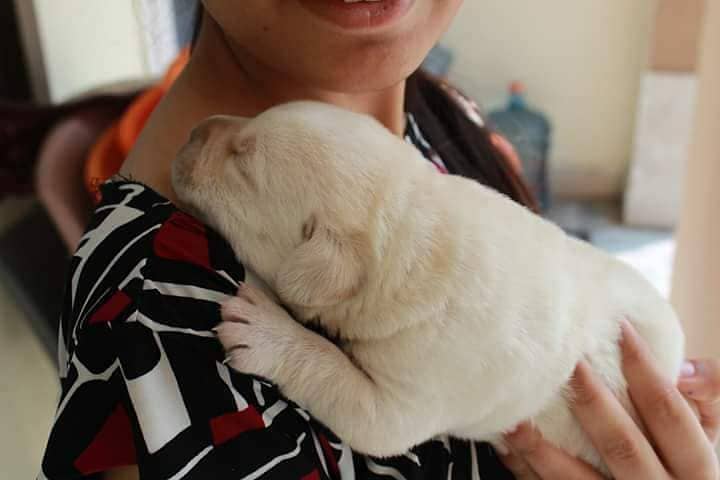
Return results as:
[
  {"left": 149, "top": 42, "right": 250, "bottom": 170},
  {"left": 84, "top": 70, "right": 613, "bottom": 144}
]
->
[
  {"left": 620, "top": 320, "right": 715, "bottom": 477},
  {"left": 696, "top": 398, "right": 720, "bottom": 445},
  {"left": 678, "top": 359, "right": 720, "bottom": 403},
  {"left": 678, "top": 360, "right": 720, "bottom": 443},
  {"left": 505, "top": 423, "right": 605, "bottom": 479},
  {"left": 678, "top": 359, "right": 720, "bottom": 443},
  {"left": 498, "top": 449, "right": 541, "bottom": 480},
  {"left": 570, "top": 361, "right": 667, "bottom": 479}
]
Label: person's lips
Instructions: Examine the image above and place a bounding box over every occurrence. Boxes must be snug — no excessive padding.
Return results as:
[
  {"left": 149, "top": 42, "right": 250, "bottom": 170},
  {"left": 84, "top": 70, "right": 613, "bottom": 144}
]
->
[{"left": 298, "top": 0, "right": 414, "bottom": 30}]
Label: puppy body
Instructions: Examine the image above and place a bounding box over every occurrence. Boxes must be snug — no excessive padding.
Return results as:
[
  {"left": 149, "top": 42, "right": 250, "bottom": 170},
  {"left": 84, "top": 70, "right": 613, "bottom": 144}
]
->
[{"left": 173, "top": 102, "right": 684, "bottom": 472}]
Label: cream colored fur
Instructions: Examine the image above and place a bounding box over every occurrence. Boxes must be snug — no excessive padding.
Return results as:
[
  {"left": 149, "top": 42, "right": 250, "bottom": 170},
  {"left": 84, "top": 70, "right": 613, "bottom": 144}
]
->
[{"left": 171, "top": 101, "right": 684, "bottom": 474}]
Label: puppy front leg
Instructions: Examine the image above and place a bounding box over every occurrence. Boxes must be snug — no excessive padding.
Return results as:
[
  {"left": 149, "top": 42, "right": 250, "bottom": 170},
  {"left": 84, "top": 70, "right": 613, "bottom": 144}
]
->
[{"left": 217, "top": 284, "right": 431, "bottom": 457}]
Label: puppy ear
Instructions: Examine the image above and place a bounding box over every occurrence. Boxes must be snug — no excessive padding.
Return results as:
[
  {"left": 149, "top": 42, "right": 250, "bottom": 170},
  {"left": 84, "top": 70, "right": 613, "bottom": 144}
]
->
[{"left": 275, "top": 215, "right": 366, "bottom": 308}]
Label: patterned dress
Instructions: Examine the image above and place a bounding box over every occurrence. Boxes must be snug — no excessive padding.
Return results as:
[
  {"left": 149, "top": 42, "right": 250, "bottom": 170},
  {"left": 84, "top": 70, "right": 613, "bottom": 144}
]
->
[{"left": 40, "top": 118, "right": 515, "bottom": 480}]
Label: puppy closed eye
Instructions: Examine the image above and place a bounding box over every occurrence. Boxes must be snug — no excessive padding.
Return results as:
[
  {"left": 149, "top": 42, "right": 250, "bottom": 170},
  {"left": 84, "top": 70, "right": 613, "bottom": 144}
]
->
[{"left": 302, "top": 215, "right": 317, "bottom": 241}]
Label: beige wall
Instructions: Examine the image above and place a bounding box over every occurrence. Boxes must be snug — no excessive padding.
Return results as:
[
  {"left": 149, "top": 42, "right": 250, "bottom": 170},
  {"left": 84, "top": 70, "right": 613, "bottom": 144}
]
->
[
  {"left": 671, "top": 0, "right": 720, "bottom": 359},
  {"left": 443, "top": 0, "right": 657, "bottom": 198},
  {"left": 31, "top": 0, "right": 150, "bottom": 102}
]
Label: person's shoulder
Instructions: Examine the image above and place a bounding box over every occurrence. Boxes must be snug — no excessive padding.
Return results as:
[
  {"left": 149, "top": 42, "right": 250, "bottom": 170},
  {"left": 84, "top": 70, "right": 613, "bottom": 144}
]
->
[
  {"left": 65, "top": 180, "right": 244, "bottom": 337},
  {"left": 89, "top": 179, "right": 240, "bottom": 276},
  {"left": 75, "top": 180, "right": 179, "bottom": 285},
  {"left": 89, "top": 179, "right": 177, "bottom": 241}
]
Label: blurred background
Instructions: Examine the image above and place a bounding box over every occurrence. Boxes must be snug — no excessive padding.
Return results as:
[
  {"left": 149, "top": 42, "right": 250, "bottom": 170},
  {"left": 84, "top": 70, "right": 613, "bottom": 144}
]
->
[{"left": 0, "top": 0, "right": 718, "bottom": 477}]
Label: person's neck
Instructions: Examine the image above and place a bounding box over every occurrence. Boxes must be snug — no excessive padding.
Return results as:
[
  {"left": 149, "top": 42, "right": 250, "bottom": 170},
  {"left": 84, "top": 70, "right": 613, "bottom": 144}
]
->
[
  {"left": 184, "top": 18, "right": 408, "bottom": 133},
  {"left": 121, "top": 18, "right": 406, "bottom": 201}
]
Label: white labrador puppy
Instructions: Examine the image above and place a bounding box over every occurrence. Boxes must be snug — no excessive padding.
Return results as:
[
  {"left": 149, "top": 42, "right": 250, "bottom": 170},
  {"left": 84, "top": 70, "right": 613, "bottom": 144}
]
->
[{"left": 172, "top": 101, "right": 684, "bottom": 474}]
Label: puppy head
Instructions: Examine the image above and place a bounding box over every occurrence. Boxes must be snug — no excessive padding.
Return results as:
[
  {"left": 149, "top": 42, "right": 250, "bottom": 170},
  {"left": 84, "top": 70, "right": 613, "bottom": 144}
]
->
[{"left": 172, "top": 102, "right": 405, "bottom": 312}]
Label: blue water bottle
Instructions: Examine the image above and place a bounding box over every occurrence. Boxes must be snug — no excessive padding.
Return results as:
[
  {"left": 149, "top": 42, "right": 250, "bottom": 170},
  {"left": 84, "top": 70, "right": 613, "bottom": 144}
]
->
[{"left": 489, "top": 82, "right": 552, "bottom": 211}]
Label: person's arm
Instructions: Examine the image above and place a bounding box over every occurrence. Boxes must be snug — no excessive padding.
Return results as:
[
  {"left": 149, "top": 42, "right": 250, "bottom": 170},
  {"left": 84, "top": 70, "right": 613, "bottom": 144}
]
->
[{"left": 501, "top": 319, "right": 720, "bottom": 479}]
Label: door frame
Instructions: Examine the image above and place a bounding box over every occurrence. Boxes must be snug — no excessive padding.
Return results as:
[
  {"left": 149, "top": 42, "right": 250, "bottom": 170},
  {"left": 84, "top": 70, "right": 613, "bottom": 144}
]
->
[{"left": 12, "top": 0, "right": 49, "bottom": 103}]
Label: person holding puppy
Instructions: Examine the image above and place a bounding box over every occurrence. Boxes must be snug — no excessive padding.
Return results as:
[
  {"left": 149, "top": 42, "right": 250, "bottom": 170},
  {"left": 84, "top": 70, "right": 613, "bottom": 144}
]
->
[{"left": 40, "top": 1, "right": 720, "bottom": 479}]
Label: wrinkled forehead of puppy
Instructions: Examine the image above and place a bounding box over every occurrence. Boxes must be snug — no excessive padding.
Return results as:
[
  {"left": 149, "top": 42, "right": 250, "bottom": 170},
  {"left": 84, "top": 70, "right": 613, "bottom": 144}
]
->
[
  {"left": 250, "top": 101, "right": 393, "bottom": 171},
  {"left": 231, "top": 101, "right": 398, "bottom": 209}
]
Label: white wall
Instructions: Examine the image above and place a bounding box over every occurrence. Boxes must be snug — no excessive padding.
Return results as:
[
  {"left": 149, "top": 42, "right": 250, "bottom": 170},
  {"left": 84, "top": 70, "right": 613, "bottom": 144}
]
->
[
  {"left": 443, "top": 0, "right": 657, "bottom": 198},
  {"left": 30, "top": 0, "right": 177, "bottom": 103},
  {"left": 32, "top": 0, "right": 147, "bottom": 102}
]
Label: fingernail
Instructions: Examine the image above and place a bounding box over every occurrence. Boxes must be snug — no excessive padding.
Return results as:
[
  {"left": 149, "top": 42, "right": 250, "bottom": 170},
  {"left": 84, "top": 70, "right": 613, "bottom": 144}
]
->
[
  {"left": 505, "top": 422, "right": 531, "bottom": 442},
  {"left": 504, "top": 423, "right": 538, "bottom": 453},
  {"left": 570, "top": 360, "right": 590, "bottom": 385},
  {"left": 680, "top": 360, "right": 697, "bottom": 378},
  {"left": 680, "top": 387, "right": 699, "bottom": 399},
  {"left": 494, "top": 441, "right": 511, "bottom": 456},
  {"left": 619, "top": 319, "right": 646, "bottom": 361},
  {"left": 620, "top": 317, "right": 636, "bottom": 340}
]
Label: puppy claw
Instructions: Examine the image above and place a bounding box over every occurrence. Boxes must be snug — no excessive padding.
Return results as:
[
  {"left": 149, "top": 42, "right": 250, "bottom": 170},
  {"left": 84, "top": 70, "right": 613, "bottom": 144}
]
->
[
  {"left": 227, "top": 343, "right": 250, "bottom": 353},
  {"left": 223, "top": 341, "right": 252, "bottom": 367},
  {"left": 226, "top": 317, "right": 251, "bottom": 325}
]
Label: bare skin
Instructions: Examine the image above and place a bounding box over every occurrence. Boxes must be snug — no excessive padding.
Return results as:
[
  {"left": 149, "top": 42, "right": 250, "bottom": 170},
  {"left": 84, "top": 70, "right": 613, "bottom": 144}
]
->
[{"left": 120, "top": 10, "right": 429, "bottom": 201}]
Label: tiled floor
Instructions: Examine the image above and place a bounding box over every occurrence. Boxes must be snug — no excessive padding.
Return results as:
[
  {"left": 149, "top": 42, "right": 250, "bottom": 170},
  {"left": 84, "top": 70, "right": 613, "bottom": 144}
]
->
[{"left": 0, "top": 198, "right": 58, "bottom": 478}]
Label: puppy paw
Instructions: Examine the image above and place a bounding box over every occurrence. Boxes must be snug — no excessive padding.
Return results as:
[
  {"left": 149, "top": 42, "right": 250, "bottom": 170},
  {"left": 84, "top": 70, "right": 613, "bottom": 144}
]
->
[{"left": 217, "top": 283, "right": 302, "bottom": 379}]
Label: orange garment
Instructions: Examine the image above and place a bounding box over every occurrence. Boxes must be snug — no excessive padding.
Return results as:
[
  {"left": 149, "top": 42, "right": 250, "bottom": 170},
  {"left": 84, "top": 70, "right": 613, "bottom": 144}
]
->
[{"left": 85, "top": 48, "right": 190, "bottom": 202}]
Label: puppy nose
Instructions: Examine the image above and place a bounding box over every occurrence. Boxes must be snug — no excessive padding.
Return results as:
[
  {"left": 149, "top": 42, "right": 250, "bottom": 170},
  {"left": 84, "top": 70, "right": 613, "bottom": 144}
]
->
[{"left": 189, "top": 115, "right": 236, "bottom": 145}]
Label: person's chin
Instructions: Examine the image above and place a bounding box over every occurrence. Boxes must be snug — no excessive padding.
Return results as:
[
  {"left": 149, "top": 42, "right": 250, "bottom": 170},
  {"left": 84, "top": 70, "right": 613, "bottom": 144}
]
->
[{"left": 313, "top": 44, "right": 421, "bottom": 94}]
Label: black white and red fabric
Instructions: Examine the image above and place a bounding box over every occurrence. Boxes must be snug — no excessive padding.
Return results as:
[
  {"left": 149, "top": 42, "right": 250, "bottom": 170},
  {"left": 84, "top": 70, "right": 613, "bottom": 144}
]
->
[{"left": 39, "top": 120, "right": 514, "bottom": 479}]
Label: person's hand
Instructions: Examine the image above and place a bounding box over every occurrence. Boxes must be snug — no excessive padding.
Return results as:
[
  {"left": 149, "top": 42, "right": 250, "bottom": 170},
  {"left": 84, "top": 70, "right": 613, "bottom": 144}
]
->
[
  {"left": 677, "top": 358, "right": 720, "bottom": 445},
  {"left": 500, "top": 320, "right": 720, "bottom": 479}
]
